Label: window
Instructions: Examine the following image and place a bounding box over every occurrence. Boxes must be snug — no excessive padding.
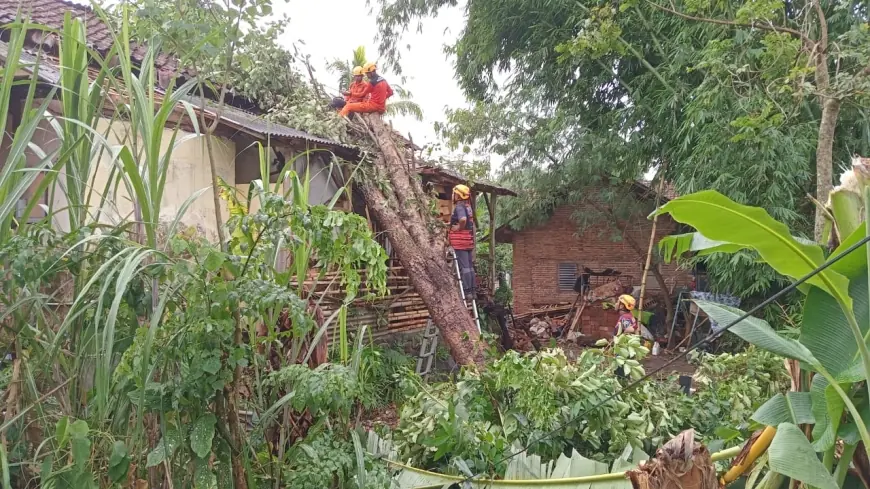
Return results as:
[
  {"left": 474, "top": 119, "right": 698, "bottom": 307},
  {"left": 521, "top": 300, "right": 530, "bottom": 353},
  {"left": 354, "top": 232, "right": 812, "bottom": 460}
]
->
[{"left": 558, "top": 263, "right": 577, "bottom": 291}]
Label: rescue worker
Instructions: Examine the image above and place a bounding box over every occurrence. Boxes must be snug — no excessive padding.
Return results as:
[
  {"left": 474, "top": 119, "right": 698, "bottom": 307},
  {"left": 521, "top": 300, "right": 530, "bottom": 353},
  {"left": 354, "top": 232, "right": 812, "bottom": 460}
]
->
[
  {"left": 338, "top": 62, "right": 394, "bottom": 117},
  {"left": 615, "top": 294, "right": 639, "bottom": 336},
  {"left": 329, "top": 66, "right": 369, "bottom": 110},
  {"left": 448, "top": 184, "right": 476, "bottom": 296},
  {"left": 345, "top": 66, "right": 370, "bottom": 103}
]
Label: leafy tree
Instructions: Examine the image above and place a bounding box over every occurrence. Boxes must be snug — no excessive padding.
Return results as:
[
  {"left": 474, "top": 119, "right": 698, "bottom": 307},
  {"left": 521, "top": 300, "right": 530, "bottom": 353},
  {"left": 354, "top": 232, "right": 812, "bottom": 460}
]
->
[
  {"left": 373, "top": 0, "right": 870, "bottom": 301},
  {"left": 125, "top": 0, "right": 346, "bottom": 141},
  {"left": 327, "top": 45, "right": 424, "bottom": 121}
]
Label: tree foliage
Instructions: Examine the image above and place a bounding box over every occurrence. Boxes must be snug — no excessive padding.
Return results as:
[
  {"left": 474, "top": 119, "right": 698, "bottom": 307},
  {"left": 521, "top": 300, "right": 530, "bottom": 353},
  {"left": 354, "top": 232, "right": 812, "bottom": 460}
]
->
[
  {"left": 126, "top": 0, "right": 347, "bottom": 140},
  {"left": 374, "top": 0, "right": 870, "bottom": 298}
]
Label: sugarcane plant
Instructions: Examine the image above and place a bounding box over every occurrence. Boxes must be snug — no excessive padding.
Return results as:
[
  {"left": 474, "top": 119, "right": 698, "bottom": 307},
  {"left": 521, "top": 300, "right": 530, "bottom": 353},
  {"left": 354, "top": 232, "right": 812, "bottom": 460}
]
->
[{"left": 656, "top": 156, "right": 870, "bottom": 489}]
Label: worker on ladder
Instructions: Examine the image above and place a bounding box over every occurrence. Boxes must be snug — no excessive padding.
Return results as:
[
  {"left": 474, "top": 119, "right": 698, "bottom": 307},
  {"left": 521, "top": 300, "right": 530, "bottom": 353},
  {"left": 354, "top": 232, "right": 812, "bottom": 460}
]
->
[{"left": 448, "top": 184, "right": 476, "bottom": 296}]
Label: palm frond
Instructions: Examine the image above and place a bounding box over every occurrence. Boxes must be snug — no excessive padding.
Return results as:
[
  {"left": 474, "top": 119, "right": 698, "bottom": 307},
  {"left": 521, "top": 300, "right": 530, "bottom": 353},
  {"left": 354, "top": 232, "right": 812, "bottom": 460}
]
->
[{"left": 386, "top": 100, "right": 424, "bottom": 121}]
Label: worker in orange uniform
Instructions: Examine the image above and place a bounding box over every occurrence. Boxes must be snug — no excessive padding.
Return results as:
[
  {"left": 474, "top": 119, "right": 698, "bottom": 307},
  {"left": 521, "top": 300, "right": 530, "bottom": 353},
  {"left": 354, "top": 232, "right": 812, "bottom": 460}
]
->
[
  {"left": 448, "top": 184, "right": 476, "bottom": 296},
  {"left": 338, "top": 62, "right": 394, "bottom": 117},
  {"left": 345, "top": 66, "right": 370, "bottom": 103},
  {"left": 329, "top": 66, "right": 369, "bottom": 110}
]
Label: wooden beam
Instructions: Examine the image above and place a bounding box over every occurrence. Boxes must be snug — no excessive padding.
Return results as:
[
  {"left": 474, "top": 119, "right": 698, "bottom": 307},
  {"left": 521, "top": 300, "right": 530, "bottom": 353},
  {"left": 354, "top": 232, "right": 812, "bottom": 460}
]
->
[{"left": 484, "top": 193, "right": 497, "bottom": 289}]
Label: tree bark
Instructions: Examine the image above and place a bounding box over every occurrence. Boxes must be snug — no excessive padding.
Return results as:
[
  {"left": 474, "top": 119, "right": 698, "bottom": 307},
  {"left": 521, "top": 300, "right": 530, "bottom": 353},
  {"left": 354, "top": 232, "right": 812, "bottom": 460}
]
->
[
  {"left": 814, "top": 96, "right": 841, "bottom": 241},
  {"left": 355, "top": 113, "right": 484, "bottom": 366},
  {"left": 810, "top": 0, "right": 839, "bottom": 242}
]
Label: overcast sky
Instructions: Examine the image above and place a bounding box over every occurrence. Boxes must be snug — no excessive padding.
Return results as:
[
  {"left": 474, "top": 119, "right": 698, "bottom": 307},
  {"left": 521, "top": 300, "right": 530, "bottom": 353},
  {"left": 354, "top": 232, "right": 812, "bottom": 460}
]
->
[{"left": 278, "top": 0, "right": 469, "bottom": 151}]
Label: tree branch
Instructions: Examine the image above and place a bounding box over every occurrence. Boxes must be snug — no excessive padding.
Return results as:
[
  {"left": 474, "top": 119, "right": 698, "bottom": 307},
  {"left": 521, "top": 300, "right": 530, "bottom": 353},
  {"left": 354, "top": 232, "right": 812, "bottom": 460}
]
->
[
  {"left": 811, "top": 0, "right": 828, "bottom": 52},
  {"left": 647, "top": 0, "right": 810, "bottom": 44}
]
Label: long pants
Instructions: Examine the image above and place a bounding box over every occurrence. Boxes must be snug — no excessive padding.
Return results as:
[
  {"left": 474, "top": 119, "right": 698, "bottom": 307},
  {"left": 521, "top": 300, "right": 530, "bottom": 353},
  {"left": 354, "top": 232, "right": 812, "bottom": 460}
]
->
[
  {"left": 455, "top": 249, "right": 475, "bottom": 296},
  {"left": 339, "top": 101, "right": 385, "bottom": 117}
]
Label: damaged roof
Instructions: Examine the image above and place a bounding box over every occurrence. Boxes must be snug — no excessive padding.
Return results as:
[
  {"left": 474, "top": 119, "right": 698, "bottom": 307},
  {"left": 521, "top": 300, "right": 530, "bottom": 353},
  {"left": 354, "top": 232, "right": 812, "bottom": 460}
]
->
[
  {"left": 417, "top": 165, "right": 517, "bottom": 197},
  {"left": 181, "top": 95, "right": 358, "bottom": 156},
  {"left": 0, "top": 0, "right": 354, "bottom": 154},
  {"left": 0, "top": 45, "right": 354, "bottom": 156}
]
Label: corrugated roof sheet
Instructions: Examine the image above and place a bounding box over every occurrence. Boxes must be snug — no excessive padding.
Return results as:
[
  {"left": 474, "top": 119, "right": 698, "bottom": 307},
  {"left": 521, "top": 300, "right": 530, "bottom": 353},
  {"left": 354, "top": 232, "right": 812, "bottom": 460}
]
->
[
  {"left": 417, "top": 165, "right": 517, "bottom": 196},
  {"left": 184, "top": 95, "right": 357, "bottom": 153}
]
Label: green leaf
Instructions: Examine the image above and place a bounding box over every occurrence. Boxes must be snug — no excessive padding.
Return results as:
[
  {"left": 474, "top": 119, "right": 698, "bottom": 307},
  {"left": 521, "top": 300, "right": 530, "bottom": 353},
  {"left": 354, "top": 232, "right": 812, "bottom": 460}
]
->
[
  {"left": 69, "top": 419, "right": 88, "bottom": 439},
  {"left": 768, "top": 423, "right": 838, "bottom": 489},
  {"left": 655, "top": 190, "right": 850, "bottom": 305},
  {"left": 830, "top": 189, "right": 863, "bottom": 242},
  {"left": 108, "top": 441, "right": 130, "bottom": 483},
  {"left": 190, "top": 414, "right": 217, "bottom": 459},
  {"left": 204, "top": 250, "right": 226, "bottom": 272},
  {"left": 829, "top": 223, "right": 867, "bottom": 276},
  {"left": 202, "top": 356, "right": 221, "bottom": 375},
  {"left": 694, "top": 301, "right": 816, "bottom": 363},
  {"left": 752, "top": 392, "right": 814, "bottom": 425},
  {"left": 810, "top": 375, "right": 844, "bottom": 451},
  {"left": 146, "top": 428, "right": 182, "bottom": 468},
  {"left": 71, "top": 437, "right": 91, "bottom": 469},
  {"left": 55, "top": 416, "right": 69, "bottom": 447},
  {"left": 801, "top": 268, "right": 869, "bottom": 376},
  {"left": 195, "top": 457, "right": 217, "bottom": 489},
  {"left": 658, "top": 232, "right": 747, "bottom": 263}
]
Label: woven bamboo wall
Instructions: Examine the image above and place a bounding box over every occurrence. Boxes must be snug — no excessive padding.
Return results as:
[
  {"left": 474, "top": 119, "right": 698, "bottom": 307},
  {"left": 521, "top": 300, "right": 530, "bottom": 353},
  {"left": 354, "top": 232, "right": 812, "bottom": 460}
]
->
[{"left": 303, "top": 266, "right": 431, "bottom": 339}]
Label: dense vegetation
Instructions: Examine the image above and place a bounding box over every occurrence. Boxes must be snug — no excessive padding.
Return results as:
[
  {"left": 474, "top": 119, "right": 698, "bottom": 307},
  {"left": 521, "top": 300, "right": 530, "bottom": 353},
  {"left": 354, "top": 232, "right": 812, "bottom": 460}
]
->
[{"left": 0, "top": 0, "right": 868, "bottom": 487}]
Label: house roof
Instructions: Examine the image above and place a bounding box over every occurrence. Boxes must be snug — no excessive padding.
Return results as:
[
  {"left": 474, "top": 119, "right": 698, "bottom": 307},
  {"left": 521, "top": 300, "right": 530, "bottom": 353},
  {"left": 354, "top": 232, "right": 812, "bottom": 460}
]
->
[
  {"left": 417, "top": 165, "right": 517, "bottom": 197},
  {"left": 0, "top": 40, "right": 355, "bottom": 157},
  {"left": 0, "top": 0, "right": 179, "bottom": 77},
  {"left": 181, "top": 95, "right": 358, "bottom": 156}
]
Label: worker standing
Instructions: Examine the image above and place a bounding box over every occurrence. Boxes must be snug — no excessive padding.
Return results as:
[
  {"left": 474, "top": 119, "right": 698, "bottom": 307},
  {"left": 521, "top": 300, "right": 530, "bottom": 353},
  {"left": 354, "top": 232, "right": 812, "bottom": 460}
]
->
[
  {"left": 448, "top": 184, "right": 476, "bottom": 296},
  {"left": 614, "top": 294, "right": 639, "bottom": 336},
  {"left": 338, "top": 62, "right": 394, "bottom": 117}
]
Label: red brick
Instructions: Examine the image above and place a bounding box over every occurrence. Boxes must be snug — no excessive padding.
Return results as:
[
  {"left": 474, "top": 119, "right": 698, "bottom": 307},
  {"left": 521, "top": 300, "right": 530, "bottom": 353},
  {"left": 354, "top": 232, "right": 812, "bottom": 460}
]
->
[{"left": 511, "top": 202, "right": 692, "bottom": 316}]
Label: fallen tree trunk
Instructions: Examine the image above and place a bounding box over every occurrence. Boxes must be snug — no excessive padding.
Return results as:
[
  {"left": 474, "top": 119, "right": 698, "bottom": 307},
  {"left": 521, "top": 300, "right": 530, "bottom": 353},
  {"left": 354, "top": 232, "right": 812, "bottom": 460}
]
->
[{"left": 354, "top": 113, "right": 485, "bottom": 366}]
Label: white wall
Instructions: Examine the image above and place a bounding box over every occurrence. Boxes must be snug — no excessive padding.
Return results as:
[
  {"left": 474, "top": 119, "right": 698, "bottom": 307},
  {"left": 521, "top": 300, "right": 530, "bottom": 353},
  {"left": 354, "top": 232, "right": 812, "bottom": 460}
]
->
[
  {"left": 88, "top": 117, "right": 235, "bottom": 240},
  {"left": 0, "top": 104, "right": 236, "bottom": 241}
]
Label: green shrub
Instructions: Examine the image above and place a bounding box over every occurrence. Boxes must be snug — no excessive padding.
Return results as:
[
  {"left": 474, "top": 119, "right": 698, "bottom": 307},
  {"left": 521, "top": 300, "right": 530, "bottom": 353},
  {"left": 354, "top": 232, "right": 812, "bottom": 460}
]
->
[{"left": 392, "top": 341, "right": 789, "bottom": 477}]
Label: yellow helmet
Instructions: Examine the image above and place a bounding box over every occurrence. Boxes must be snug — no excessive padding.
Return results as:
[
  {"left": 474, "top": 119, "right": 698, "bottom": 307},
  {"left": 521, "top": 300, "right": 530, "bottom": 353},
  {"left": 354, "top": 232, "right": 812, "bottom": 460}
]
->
[
  {"left": 453, "top": 184, "right": 471, "bottom": 200},
  {"left": 363, "top": 62, "right": 377, "bottom": 73},
  {"left": 352, "top": 66, "right": 364, "bottom": 76},
  {"left": 618, "top": 294, "right": 636, "bottom": 311}
]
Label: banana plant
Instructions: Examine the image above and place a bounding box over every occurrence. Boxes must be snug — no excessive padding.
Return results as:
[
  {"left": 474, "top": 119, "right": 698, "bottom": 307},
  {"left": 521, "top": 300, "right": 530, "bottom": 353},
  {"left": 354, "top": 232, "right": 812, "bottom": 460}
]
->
[{"left": 653, "top": 157, "right": 870, "bottom": 489}]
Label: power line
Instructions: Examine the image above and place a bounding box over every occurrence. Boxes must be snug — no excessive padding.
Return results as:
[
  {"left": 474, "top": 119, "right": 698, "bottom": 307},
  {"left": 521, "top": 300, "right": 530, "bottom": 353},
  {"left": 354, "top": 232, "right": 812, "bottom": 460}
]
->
[{"left": 460, "top": 234, "right": 870, "bottom": 484}]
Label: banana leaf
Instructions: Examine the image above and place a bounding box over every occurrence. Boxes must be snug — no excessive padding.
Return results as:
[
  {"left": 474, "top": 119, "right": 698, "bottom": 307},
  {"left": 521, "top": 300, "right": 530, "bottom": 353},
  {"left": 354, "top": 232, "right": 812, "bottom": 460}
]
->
[{"left": 366, "top": 431, "right": 740, "bottom": 489}]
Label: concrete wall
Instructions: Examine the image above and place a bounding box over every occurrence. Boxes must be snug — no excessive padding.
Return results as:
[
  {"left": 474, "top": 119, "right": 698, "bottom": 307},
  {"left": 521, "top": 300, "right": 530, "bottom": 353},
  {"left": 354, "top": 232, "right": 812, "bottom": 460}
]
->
[
  {"left": 294, "top": 152, "right": 342, "bottom": 206},
  {"left": 88, "top": 118, "right": 235, "bottom": 240},
  {"left": 511, "top": 201, "right": 693, "bottom": 314},
  {"left": 0, "top": 104, "right": 236, "bottom": 241}
]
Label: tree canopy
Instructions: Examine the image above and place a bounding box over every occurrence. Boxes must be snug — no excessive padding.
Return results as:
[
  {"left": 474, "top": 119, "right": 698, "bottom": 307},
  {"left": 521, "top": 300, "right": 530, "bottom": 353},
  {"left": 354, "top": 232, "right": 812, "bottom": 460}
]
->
[{"left": 374, "top": 0, "right": 870, "bottom": 298}]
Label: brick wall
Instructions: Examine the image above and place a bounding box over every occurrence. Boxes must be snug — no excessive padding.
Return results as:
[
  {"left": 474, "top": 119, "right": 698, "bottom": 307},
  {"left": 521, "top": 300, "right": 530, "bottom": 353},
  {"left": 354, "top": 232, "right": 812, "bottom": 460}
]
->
[{"left": 512, "top": 202, "right": 693, "bottom": 314}]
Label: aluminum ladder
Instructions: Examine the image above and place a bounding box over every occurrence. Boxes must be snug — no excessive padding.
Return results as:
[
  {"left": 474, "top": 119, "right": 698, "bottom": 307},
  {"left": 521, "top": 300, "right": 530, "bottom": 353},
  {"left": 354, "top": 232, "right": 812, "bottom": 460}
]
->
[{"left": 415, "top": 249, "right": 482, "bottom": 376}]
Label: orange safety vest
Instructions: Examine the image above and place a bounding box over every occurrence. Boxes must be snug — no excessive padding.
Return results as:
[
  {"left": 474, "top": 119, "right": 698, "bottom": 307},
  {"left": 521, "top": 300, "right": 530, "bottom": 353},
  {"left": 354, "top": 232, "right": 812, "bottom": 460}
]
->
[{"left": 448, "top": 201, "right": 475, "bottom": 250}]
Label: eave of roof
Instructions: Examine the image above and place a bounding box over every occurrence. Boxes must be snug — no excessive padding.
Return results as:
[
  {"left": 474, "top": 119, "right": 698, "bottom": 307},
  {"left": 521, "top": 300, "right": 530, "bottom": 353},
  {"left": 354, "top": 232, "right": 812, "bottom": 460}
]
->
[
  {"left": 181, "top": 95, "right": 358, "bottom": 157},
  {"left": 417, "top": 165, "right": 517, "bottom": 197},
  {"left": 0, "top": 40, "right": 357, "bottom": 157}
]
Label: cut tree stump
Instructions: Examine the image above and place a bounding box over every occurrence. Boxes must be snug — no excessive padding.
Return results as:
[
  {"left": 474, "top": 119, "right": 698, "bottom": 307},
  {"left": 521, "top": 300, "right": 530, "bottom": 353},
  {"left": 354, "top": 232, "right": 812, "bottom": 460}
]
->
[
  {"left": 628, "top": 429, "right": 717, "bottom": 489},
  {"left": 353, "top": 113, "right": 485, "bottom": 366}
]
